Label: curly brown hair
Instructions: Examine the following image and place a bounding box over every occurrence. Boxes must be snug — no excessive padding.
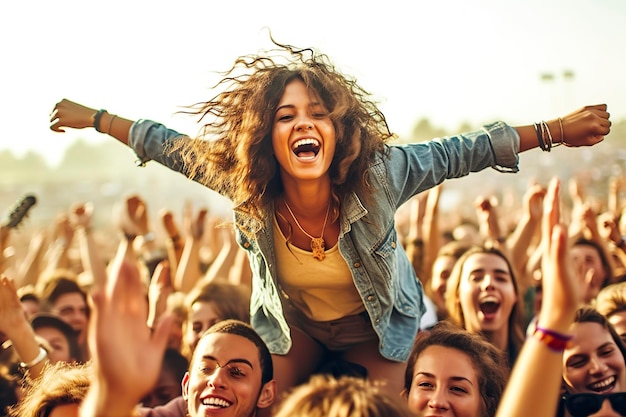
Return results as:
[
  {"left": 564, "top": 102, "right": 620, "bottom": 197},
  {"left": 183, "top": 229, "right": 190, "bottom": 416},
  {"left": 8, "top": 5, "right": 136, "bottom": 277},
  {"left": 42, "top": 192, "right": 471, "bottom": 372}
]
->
[{"left": 172, "top": 37, "right": 393, "bottom": 232}]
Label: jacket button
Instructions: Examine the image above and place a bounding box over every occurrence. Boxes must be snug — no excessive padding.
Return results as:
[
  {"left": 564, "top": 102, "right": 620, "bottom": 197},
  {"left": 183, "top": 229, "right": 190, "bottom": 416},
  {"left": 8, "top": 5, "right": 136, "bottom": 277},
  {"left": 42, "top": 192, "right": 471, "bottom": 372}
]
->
[
  {"left": 354, "top": 262, "right": 361, "bottom": 268},
  {"left": 243, "top": 242, "right": 250, "bottom": 248},
  {"left": 391, "top": 241, "right": 396, "bottom": 248},
  {"left": 367, "top": 295, "right": 374, "bottom": 301}
]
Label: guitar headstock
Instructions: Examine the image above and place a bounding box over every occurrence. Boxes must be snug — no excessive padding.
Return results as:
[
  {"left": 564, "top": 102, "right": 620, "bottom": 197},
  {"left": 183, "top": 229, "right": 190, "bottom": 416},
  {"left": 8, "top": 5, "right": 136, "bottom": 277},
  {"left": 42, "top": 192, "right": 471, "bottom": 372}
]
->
[{"left": 4, "top": 194, "right": 37, "bottom": 229}]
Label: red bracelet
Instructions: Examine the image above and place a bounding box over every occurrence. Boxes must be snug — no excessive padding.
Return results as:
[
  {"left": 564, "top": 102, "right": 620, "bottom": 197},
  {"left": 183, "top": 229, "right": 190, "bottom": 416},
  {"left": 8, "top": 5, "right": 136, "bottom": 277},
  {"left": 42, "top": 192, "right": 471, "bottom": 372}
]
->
[{"left": 533, "top": 325, "right": 573, "bottom": 352}]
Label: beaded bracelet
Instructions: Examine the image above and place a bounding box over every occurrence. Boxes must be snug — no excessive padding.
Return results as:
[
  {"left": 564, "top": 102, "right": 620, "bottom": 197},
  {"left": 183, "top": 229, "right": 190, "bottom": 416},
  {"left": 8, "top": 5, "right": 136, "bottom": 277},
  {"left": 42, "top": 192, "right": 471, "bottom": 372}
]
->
[{"left": 533, "top": 325, "right": 573, "bottom": 352}]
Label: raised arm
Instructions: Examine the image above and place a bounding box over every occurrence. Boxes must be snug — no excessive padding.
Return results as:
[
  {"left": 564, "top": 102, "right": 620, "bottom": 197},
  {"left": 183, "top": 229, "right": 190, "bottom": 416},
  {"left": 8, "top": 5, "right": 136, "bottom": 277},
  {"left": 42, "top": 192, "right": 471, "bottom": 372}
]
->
[
  {"left": 174, "top": 205, "right": 208, "bottom": 294},
  {"left": 496, "top": 178, "right": 582, "bottom": 417},
  {"left": 70, "top": 202, "right": 108, "bottom": 290},
  {"left": 80, "top": 226, "right": 172, "bottom": 417},
  {"left": 0, "top": 275, "right": 48, "bottom": 379}
]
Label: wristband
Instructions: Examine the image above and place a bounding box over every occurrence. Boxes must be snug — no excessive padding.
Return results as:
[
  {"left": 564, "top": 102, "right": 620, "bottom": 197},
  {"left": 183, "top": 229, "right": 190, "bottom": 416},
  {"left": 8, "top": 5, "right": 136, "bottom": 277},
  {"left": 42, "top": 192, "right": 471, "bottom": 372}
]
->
[
  {"left": 533, "top": 325, "right": 573, "bottom": 352},
  {"left": 19, "top": 346, "right": 48, "bottom": 369},
  {"left": 93, "top": 109, "right": 107, "bottom": 133}
]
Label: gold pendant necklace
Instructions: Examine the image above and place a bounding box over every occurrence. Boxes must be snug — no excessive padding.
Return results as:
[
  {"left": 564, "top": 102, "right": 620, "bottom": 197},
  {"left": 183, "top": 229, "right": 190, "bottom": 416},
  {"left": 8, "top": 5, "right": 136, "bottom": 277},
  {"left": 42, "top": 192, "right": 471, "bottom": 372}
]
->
[{"left": 283, "top": 199, "right": 330, "bottom": 261}]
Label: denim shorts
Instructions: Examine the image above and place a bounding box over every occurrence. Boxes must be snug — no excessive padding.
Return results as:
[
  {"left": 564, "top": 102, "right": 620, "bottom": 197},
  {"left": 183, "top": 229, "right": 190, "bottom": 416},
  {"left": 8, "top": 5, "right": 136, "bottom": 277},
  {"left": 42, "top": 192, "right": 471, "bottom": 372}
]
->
[{"left": 284, "top": 302, "right": 378, "bottom": 351}]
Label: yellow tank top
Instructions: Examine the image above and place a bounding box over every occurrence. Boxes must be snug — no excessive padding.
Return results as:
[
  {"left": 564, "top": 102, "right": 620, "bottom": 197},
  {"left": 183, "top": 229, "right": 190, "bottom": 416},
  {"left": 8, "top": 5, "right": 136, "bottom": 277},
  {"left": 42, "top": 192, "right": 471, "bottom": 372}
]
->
[{"left": 273, "top": 216, "right": 365, "bottom": 321}]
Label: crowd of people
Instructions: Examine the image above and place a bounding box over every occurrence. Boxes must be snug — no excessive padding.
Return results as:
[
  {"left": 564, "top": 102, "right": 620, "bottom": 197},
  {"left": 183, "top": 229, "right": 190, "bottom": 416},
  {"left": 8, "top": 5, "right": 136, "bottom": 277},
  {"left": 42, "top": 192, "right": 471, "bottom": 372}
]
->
[{"left": 0, "top": 39, "right": 623, "bottom": 416}]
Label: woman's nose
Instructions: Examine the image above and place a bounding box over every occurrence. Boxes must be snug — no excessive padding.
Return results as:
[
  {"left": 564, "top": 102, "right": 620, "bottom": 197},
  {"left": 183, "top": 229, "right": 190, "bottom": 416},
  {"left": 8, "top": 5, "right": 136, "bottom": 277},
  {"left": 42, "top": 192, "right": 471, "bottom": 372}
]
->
[
  {"left": 427, "top": 387, "right": 449, "bottom": 410},
  {"left": 295, "top": 117, "right": 313, "bottom": 131}
]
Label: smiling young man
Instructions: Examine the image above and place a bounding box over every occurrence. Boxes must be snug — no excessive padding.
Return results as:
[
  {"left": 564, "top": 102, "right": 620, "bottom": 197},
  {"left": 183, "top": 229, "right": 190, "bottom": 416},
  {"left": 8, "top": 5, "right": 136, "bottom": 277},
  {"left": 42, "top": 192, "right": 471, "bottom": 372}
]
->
[
  {"left": 79, "top": 235, "right": 276, "bottom": 417},
  {"left": 138, "top": 320, "right": 276, "bottom": 417}
]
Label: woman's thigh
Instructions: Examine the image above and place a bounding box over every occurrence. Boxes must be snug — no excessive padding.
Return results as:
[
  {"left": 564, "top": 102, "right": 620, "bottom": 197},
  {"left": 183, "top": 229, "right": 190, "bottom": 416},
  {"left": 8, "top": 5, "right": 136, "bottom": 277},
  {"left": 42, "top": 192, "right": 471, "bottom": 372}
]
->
[
  {"left": 341, "top": 339, "right": 406, "bottom": 398},
  {"left": 271, "top": 326, "right": 325, "bottom": 395}
]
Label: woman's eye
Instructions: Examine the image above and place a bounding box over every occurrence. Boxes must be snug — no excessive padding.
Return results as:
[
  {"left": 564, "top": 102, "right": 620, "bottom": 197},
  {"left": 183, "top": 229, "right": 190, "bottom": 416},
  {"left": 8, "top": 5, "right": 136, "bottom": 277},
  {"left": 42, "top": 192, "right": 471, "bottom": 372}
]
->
[
  {"left": 568, "top": 359, "right": 587, "bottom": 368},
  {"left": 451, "top": 386, "right": 468, "bottom": 394},
  {"left": 277, "top": 114, "right": 293, "bottom": 121},
  {"left": 417, "top": 382, "right": 434, "bottom": 389},
  {"left": 599, "top": 348, "right": 615, "bottom": 357}
]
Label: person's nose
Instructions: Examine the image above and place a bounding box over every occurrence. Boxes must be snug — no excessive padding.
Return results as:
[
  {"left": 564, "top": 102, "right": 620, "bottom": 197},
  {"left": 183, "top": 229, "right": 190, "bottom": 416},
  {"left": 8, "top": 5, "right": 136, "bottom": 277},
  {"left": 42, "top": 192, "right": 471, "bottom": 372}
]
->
[
  {"left": 588, "top": 356, "right": 609, "bottom": 375},
  {"left": 481, "top": 274, "right": 495, "bottom": 290},
  {"left": 427, "top": 387, "right": 449, "bottom": 410},
  {"left": 206, "top": 367, "right": 229, "bottom": 389},
  {"left": 295, "top": 115, "right": 313, "bottom": 131}
]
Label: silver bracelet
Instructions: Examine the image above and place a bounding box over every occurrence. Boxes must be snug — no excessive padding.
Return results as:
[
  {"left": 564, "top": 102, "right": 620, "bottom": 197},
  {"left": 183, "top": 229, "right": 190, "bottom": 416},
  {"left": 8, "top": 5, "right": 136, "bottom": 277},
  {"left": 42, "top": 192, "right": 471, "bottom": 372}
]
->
[{"left": 19, "top": 346, "right": 48, "bottom": 369}]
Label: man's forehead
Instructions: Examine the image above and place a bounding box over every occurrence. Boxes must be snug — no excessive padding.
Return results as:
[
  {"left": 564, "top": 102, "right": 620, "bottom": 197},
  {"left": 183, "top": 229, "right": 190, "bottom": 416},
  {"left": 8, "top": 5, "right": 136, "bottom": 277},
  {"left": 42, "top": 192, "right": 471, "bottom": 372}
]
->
[{"left": 194, "top": 333, "right": 260, "bottom": 364}]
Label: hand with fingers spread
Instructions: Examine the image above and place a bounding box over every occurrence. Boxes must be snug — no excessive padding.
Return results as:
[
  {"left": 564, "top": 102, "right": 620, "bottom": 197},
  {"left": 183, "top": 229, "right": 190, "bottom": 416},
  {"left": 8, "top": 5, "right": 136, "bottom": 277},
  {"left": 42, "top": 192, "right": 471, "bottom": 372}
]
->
[{"left": 81, "top": 247, "right": 173, "bottom": 417}]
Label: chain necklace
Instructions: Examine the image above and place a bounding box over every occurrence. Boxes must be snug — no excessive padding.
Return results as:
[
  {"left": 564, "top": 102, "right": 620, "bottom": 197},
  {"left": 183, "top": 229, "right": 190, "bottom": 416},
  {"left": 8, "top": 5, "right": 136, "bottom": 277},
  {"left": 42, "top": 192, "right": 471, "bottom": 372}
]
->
[{"left": 283, "top": 199, "right": 331, "bottom": 261}]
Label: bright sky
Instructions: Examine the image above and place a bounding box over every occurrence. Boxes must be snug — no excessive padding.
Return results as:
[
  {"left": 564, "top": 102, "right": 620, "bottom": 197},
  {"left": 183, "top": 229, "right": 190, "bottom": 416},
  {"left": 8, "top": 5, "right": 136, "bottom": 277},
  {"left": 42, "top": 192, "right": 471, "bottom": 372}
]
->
[{"left": 2, "top": 0, "right": 625, "bottom": 167}]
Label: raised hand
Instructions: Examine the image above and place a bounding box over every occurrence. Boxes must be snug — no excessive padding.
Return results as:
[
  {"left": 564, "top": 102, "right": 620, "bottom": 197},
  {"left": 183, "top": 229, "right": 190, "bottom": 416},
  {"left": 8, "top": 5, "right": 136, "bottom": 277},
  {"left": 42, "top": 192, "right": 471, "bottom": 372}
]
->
[
  {"left": 538, "top": 178, "right": 582, "bottom": 331},
  {"left": 558, "top": 104, "right": 611, "bottom": 147}
]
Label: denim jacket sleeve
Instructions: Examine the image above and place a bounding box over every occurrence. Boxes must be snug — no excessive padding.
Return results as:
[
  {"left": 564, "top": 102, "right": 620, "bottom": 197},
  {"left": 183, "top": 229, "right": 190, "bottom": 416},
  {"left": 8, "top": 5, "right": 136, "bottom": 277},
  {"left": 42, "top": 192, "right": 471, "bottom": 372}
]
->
[{"left": 128, "top": 119, "right": 192, "bottom": 177}]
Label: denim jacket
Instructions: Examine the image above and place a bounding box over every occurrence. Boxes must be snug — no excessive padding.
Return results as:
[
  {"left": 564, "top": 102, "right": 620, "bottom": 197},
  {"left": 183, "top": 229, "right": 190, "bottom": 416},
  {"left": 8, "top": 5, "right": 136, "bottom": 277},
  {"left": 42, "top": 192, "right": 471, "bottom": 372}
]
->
[{"left": 129, "top": 120, "right": 520, "bottom": 361}]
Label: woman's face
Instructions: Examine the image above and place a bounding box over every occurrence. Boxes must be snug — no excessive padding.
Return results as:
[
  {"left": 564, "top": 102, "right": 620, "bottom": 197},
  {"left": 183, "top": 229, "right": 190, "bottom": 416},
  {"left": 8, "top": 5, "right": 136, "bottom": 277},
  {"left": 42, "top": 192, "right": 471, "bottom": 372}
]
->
[
  {"left": 185, "top": 301, "right": 222, "bottom": 354},
  {"left": 34, "top": 326, "right": 72, "bottom": 364},
  {"left": 458, "top": 253, "right": 517, "bottom": 335},
  {"left": 271, "top": 79, "right": 336, "bottom": 184},
  {"left": 564, "top": 322, "right": 626, "bottom": 394},
  {"left": 430, "top": 255, "right": 457, "bottom": 313},
  {"left": 406, "top": 345, "right": 482, "bottom": 417}
]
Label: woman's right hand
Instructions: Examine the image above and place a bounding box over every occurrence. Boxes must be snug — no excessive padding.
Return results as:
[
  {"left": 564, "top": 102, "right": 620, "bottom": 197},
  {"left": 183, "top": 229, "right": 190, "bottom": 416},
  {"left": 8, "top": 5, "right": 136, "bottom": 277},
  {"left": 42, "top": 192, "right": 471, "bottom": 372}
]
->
[{"left": 50, "top": 98, "right": 97, "bottom": 132}]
